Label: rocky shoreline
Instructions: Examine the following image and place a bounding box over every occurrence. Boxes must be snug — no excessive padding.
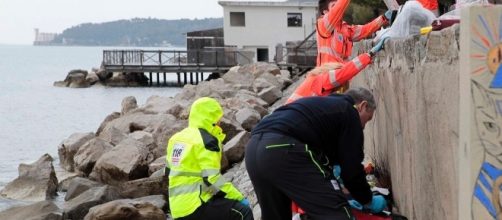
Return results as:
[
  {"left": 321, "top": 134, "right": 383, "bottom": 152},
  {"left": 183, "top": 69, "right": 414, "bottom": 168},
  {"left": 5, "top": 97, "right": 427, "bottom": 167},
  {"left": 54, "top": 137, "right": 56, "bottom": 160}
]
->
[{"left": 0, "top": 62, "right": 302, "bottom": 220}]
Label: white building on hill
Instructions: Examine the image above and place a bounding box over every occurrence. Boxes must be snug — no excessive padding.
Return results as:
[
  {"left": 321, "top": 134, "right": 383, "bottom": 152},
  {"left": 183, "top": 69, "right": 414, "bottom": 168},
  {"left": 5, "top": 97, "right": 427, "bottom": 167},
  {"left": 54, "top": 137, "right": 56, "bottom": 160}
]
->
[{"left": 218, "top": 0, "right": 317, "bottom": 62}]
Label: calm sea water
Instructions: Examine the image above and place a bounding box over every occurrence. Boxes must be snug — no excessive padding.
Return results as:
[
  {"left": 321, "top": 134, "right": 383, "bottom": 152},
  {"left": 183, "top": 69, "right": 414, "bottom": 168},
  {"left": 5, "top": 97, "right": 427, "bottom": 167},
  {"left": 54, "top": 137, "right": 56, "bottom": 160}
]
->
[{"left": 0, "top": 45, "right": 183, "bottom": 209}]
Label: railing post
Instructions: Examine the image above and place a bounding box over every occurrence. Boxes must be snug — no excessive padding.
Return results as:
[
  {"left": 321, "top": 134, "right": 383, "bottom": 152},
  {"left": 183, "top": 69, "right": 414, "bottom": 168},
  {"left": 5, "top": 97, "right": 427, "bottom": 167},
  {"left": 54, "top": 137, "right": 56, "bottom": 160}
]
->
[
  {"left": 197, "top": 50, "right": 200, "bottom": 67},
  {"left": 159, "top": 51, "right": 162, "bottom": 66},
  {"left": 178, "top": 51, "right": 181, "bottom": 67},
  {"left": 140, "top": 51, "right": 143, "bottom": 66},
  {"left": 121, "top": 50, "right": 124, "bottom": 66},
  {"left": 215, "top": 50, "right": 218, "bottom": 66}
]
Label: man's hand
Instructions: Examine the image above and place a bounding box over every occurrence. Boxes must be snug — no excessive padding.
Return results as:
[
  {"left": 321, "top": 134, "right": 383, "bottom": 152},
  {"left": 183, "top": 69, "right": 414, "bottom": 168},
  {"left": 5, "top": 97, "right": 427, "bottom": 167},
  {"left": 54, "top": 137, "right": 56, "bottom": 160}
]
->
[{"left": 240, "top": 198, "right": 250, "bottom": 207}]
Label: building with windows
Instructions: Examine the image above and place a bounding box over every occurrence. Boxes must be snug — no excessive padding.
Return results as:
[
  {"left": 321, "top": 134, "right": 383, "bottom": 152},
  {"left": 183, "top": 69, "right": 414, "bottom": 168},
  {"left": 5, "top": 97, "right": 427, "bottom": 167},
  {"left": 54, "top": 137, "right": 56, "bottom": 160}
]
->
[{"left": 218, "top": 0, "right": 317, "bottom": 62}]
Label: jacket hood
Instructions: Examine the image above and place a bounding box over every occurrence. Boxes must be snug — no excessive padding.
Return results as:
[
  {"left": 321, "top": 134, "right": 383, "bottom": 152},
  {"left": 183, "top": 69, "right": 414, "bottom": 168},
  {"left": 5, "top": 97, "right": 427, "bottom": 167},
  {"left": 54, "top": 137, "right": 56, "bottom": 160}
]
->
[{"left": 188, "top": 97, "right": 223, "bottom": 131}]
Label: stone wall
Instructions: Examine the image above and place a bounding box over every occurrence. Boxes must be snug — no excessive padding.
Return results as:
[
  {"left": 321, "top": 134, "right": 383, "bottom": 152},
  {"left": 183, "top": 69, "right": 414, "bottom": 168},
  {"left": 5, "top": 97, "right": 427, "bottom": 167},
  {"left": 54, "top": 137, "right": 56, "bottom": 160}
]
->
[{"left": 351, "top": 25, "right": 460, "bottom": 220}]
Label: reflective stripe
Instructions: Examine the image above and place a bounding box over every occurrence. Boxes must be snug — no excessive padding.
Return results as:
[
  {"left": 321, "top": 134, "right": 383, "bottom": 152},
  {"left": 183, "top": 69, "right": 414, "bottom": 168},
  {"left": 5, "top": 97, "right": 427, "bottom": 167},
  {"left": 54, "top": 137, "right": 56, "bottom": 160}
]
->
[
  {"left": 169, "top": 183, "right": 200, "bottom": 197},
  {"left": 201, "top": 169, "right": 220, "bottom": 177},
  {"left": 353, "top": 57, "right": 363, "bottom": 70},
  {"left": 169, "top": 170, "right": 201, "bottom": 177},
  {"left": 376, "top": 16, "right": 385, "bottom": 27},
  {"left": 319, "top": 46, "right": 342, "bottom": 58},
  {"left": 207, "top": 176, "right": 228, "bottom": 195},
  {"left": 323, "top": 16, "right": 334, "bottom": 32},
  {"left": 352, "top": 26, "right": 362, "bottom": 40},
  {"left": 328, "top": 70, "right": 340, "bottom": 88}
]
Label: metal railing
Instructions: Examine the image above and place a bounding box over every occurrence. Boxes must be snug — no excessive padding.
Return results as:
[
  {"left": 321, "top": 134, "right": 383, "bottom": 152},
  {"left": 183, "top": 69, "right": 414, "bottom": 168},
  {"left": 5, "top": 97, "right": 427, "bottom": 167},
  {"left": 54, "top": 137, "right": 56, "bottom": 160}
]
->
[{"left": 103, "top": 49, "right": 250, "bottom": 68}]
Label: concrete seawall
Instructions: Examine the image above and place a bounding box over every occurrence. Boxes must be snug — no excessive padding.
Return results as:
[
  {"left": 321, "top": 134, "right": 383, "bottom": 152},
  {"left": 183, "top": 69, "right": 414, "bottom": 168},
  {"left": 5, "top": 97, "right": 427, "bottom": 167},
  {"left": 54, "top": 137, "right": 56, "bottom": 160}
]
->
[{"left": 351, "top": 25, "right": 460, "bottom": 220}]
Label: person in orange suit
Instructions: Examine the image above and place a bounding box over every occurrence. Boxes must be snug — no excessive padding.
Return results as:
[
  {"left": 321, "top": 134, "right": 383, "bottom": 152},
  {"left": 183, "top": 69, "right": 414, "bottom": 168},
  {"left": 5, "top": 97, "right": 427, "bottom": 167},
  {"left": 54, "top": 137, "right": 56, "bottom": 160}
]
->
[
  {"left": 286, "top": 37, "right": 388, "bottom": 104},
  {"left": 316, "top": 0, "right": 395, "bottom": 92}
]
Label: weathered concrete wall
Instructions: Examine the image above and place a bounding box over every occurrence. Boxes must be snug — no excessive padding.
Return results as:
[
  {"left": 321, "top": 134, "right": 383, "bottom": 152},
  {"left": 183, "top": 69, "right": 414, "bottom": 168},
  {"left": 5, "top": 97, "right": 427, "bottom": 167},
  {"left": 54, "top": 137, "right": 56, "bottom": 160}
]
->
[{"left": 351, "top": 25, "right": 460, "bottom": 220}]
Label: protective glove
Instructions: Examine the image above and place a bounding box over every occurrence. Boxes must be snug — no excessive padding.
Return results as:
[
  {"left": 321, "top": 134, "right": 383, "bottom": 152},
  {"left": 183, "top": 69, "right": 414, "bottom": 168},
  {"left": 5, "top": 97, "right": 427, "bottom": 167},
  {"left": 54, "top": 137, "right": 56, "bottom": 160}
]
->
[
  {"left": 240, "top": 198, "right": 250, "bottom": 207},
  {"left": 384, "top": 10, "right": 398, "bottom": 24},
  {"left": 369, "top": 37, "right": 390, "bottom": 57},
  {"left": 333, "top": 165, "right": 343, "bottom": 185},
  {"left": 364, "top": 195, "right": 387, "bottom": 213},
  {"left": 348, "top": 199, "right": 363, "bottom": 210}
]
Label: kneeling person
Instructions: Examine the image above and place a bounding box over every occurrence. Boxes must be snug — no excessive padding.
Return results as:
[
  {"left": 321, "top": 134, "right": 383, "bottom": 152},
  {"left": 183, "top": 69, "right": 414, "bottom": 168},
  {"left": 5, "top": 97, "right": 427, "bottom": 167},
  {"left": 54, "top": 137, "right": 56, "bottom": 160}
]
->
[{"left": 166, "top": 97, "right": 253, "bottom": 220}]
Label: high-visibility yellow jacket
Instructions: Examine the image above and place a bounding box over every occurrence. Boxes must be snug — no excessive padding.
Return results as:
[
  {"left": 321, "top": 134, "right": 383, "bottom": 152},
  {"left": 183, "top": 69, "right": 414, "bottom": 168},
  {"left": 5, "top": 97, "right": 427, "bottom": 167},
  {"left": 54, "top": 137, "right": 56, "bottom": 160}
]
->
[{"left": 166, "top": 97, "right": 244, "bottom": 219}]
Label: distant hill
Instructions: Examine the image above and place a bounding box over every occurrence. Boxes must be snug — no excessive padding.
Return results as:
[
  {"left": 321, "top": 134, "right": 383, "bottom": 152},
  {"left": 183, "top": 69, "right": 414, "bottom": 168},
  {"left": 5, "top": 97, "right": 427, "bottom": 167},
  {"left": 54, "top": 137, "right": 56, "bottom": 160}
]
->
[{"left": 50, "top": 18, "right": 223, "bottom": 47}]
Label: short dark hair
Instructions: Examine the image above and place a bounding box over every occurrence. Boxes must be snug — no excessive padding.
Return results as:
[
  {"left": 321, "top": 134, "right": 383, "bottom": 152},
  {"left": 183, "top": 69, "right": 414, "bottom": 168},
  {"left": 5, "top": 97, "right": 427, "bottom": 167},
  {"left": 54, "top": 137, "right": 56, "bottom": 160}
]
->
[
  {"left": 345, "top": 87, "right": 376, "bottom": 110},
  {"left": 318, "top": 0, "right": 336, "bottom": 16}
]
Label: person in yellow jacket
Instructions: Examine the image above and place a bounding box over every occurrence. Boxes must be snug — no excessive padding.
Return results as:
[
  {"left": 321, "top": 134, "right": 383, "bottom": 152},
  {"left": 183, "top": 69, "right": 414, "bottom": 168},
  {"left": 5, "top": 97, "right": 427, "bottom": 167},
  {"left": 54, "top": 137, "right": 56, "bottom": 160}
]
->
[{"left": 166, "top": 97, "right": 254, "bottom": 220}]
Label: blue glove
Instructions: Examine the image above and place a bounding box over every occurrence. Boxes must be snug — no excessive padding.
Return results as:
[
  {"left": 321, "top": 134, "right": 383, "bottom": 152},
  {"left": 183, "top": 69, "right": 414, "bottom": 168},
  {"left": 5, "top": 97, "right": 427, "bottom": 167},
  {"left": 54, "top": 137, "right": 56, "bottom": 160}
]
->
[
  {"left": 365, "top": 195, "right": 387, "bottom": 213},
  {"left": 369, "top": 37, "right": 390, "bottom": 56},
  {"left": 333, "top": 165, "right": 343, "bottom": 185},
  {"left": 240, "top": 198, "right": 250, "bottom": 207},
  {"left": 384, "top": 10, "right": 395, "bottom": 21},
  {"left": 348, "top": 199, "right": 363, "bottom": 210}
]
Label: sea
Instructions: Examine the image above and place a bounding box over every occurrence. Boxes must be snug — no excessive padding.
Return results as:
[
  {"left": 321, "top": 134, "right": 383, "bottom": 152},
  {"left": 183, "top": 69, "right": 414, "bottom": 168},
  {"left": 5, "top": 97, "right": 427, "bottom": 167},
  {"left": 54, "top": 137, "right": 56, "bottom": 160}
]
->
[{"left": 0, "top": 45, "right": 184, "bottom": 211}]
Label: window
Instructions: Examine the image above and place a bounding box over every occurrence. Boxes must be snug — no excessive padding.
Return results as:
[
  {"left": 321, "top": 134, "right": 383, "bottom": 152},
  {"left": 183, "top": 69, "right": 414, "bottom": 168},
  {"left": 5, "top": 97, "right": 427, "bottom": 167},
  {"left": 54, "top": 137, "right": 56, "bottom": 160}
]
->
[
  {"left": 230, "top": 12, "right": 245, "bottom": 27},
  {"left": 287, "top": 13, "right": 302, "bottom": 27}
]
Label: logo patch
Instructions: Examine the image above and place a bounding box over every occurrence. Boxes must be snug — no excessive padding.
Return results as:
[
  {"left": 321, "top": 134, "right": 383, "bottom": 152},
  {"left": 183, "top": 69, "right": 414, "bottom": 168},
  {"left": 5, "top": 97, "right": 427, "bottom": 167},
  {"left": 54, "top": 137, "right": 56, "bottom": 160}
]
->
[{"left": 171, "top": 143, "right": 186, "bottom": 166}]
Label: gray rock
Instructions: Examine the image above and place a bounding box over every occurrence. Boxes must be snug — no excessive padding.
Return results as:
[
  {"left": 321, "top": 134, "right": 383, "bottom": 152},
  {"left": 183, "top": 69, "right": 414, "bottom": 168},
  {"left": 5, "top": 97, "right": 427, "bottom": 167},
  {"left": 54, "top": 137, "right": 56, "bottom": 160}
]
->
[
  {"left": 86, "top": 72, "right": 99, "bottom": 86},
  {"left": 132, "top": 195, "right": 167, "bottom": 212},
  {"left": 83, "top": 199, "right": 165, "bottom": 220},
  {"left": 148, "top": 156, "right": 166, "bottom": 176},
  {"left": 258, "top": 86, "right": 282, "bottom": 105},
  {"left": 74, "top": 138, "right": 113, "bottom": 176},
  {"left": 95, "top": 112, "right": 120, "bottom": 136},
  {"left": 65, "top": 69, "right": 90, "bottom": 88},
  {"left": 0, "top": 201, "right": 62, "bottom": 220},
  {"left": 121, "top": 96, "right": 137, "bottom": 115},
  {"left": 65, "top": 177, "right": 102, "bottom": 201},
  {"left": 89, "top": 138, "right": 151, "bottom": 185},
  {"left": 58, "top": 132, "right": 95, "bottom": 172},
  {"left": 235, "top": 108, "right": 261, "bottom": 131},
  {"left": 223, "top": 131, "right": 251, "bottom": 164},
  {"left": 219, "top": 117, "right": 244, "bottom": 144},
  {"left": 63, "top": 186, "right": 122, "bottom": 220},
  {"left": 0, "top": 154, "right": 58, "bottom": 201},
  {"left": 98, "top": 126, "right": 127, "bottom": 146},
  {"left": 117, "top": 175, "right": 167, "bottom": 199}
]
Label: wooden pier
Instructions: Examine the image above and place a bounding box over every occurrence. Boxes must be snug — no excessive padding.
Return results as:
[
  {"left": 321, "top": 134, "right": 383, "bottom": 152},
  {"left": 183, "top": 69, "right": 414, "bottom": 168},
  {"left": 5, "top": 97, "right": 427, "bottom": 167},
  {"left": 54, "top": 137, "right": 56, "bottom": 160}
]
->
[{"left": 102, "top": 49, "right": 251, "bottom": 86}]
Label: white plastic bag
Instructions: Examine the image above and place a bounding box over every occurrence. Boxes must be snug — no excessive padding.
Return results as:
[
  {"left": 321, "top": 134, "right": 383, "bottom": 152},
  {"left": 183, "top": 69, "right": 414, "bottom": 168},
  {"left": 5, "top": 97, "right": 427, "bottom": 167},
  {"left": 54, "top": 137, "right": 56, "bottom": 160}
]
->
[{"left": 375, "top": 1, "right": 436, "bottom": 40}]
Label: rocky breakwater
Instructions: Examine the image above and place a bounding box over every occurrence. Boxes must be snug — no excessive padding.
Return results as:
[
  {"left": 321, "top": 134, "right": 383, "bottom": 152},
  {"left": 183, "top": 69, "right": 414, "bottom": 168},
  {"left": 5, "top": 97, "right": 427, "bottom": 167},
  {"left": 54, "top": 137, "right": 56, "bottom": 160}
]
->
[{"left": 1, "top": 62, "right": 296, "bottom": 220}]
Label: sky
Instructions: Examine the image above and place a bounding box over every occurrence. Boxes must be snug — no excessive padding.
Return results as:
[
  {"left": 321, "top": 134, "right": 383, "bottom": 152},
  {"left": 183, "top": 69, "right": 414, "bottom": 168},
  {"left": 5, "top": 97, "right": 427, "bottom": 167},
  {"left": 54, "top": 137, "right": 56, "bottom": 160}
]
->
[{"left": 0, "top": 0, "right": 276, "bottom": 45}]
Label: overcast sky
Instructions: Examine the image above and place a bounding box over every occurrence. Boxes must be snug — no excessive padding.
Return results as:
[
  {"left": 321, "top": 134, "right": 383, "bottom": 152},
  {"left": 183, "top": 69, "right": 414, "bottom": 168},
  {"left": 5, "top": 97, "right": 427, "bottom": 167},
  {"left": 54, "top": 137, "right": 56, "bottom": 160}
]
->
[{"left": 0, "top": 0, "right": 277, "bottom": 45}]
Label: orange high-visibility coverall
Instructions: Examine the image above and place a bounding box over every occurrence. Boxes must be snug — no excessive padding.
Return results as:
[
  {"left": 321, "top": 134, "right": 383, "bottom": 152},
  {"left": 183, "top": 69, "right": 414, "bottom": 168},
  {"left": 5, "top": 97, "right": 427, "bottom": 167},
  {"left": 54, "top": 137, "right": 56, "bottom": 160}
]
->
[
  {"left": 316, "top": 0, "right": 388, "bottom": 65},
  {"left": 286, "top": 53, "right": 372, "bottom": 104},
  {"left": 417, "top": 0, "right": 438, "bottom": 10}
]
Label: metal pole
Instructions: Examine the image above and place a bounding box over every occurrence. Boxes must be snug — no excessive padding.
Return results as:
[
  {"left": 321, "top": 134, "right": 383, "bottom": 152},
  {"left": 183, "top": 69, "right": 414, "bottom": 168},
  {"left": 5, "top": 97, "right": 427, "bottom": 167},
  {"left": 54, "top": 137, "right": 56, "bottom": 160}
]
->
[
  {"left": 190, "top": 72, "right": 193, "bottom": 85},
  {"left": 196, "top": 71, "right": 199, "bottom": 84},
  {"left": 163, "top": 72, "right": 167, "bottom": 86},
  {"left": 177, "top": 72, "right": 181, "bottom": 86},
  {"left": 157, "top": 72, "right": 160, "bottom": 86},
  {"left": 149, "top": 72, "right": 153, "bottom": 86}
]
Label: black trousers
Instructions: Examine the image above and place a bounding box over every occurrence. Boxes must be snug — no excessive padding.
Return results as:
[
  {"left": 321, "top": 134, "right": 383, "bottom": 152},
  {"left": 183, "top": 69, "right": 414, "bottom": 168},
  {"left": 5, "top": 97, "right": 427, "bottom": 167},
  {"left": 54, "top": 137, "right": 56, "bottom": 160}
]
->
[
  {"left": 245, "top": 133, "right": 353, "bottom": 220},
  {"left": 176, "top": 197, "right": 253, "bottom": 220}
]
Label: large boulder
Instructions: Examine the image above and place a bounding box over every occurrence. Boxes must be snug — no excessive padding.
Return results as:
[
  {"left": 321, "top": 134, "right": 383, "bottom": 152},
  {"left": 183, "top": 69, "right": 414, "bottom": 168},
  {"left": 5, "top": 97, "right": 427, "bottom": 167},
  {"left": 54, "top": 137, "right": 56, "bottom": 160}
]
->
[
  {"left": 235, "top": 108, "right": 261, "bottom": 131},
  {"left": 63, "top": 186, "right": 122, "bottom": 220},
  {"left": 96, "top": 112, "right": 121, "bottom": 136},
  {"left": 258, "top": 86, "right": 282, "bottom": 105},
  {"left": 83, "top": 199, "right": 165, "bottom": 220},
  {"left": 0, "top": 201, "right": 62, "bottom": 220},
  {"left": 117, "top": 175, "right": 167, "bottom": 199},
  {"left": 0, "top": 154, "right": 58, "bottom": 201},
  {"left": 98, "top": 126, "right": 128, "bottom": 146},
  {"left": 65, "top": 177, "right": 102, "bottom": 201},
  {"left": 105, "top": 72, "right": 149, "bottom": 87},
  {"left": 121, "top": 96, "right": 137, "bottom": 115},
  {"left": 139, "top": 96, "right": 187, "bottom": 118},
  {"left": 74, "top": 138, "right": 113, "bottom": 176},
  {"left": 223, "top": 131, "right": 251, "bottom": 164},
  {"left": 89, "top": 138, "right": 152, "bottom": 185},
  {"left": 148, "top": 156, "right": 166, "bottom": 176},
  {"left": 58, "top": 132, "right": 95, "bottom": 172},
  {"left": 54, "top": 69, "right": 91, "bottom": 88}
]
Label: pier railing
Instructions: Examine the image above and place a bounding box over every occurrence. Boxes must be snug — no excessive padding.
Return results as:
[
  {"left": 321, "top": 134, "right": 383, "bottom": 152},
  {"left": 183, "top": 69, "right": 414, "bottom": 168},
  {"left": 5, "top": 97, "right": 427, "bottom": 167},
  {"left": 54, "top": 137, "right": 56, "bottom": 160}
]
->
[{"left": 103, "top": 49, "right": 250, "bottom": 72}]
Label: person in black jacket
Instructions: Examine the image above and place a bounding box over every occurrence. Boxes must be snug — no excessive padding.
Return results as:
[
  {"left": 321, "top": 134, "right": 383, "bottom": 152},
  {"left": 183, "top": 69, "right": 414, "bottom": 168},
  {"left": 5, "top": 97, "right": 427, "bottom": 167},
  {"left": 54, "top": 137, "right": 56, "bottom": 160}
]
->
[{"left": 245, "top": 87, "right": 386, "bottom": 220}]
